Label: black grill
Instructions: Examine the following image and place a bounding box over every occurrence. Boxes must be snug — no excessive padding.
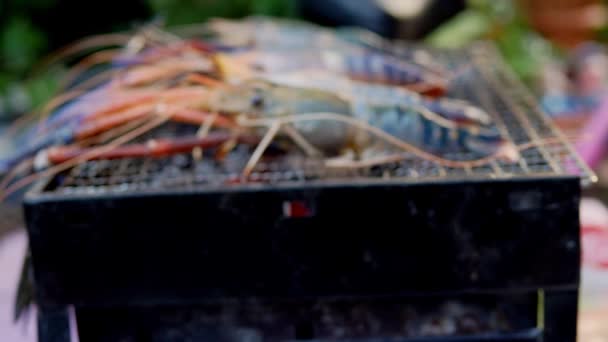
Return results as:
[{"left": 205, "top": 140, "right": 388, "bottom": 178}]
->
[{"left": 25, "top": 43, "right": 588, "bottom": 342}]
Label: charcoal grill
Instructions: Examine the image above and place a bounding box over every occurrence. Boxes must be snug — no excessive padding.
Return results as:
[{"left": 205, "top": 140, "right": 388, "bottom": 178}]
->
[{"left": 24, "top": 43, "right": 593, "bottom": 342}]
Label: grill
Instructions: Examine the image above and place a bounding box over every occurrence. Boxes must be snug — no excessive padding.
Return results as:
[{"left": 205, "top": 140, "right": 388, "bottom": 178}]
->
[
  {"left": 39, "top": 43, "right": 594, "bottom": 198},
  {"left": 25, "top": 42, "right": 587, "bottom": 342}
]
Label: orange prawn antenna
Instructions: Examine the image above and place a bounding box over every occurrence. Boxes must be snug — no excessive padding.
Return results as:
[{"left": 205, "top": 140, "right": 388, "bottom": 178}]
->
[
  {"left": 0, "top": 114, "right": 168, "bottom": 203},
  {"left": 187, "top": 40, "right": 217, "bottom": 54},
  {"left": 186, "top": 73, "right": 224, "bottom": 87},
  {"left": 4, "top": 89, "right": 86, "bottom": 141},
  {"left": 60, "top": 48, "right": 122, "bottom": 89},
  {"left": 116, "top": 58, "right": 215, "bottom": 87},
  {"left": 35, "top": 90, "right": 91, "bottom": 134},
  {"left": 75, "top": 86, "right": 204, "bottom": 122},
  {"left": 31, "top": 33, "right": 132, "bottom": 75},
  {"left": 0, "top": 158, "right": 35, "bottom": 193},
  {"left": 52, "top": 132, "right": 259, "bottom": 164},
  {"left": 171, "top": 109, "right": 235, "bottom": 129},
  {"left": 0, "top": 104, "right": 239, "bottom": 202},
  {"left": 67, "top": 68, "right": 119, "bottom": 93}
]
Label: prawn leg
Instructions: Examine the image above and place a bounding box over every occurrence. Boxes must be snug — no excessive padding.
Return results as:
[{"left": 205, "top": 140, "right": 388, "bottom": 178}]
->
[{"left": 243, "top": 121, "right": 281, "bottom": 176}]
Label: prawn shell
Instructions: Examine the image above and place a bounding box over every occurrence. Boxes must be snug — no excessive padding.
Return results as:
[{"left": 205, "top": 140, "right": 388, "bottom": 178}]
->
[
  {"left": 355, "top": 102, "right": 505, "bottom": 156},
  {"left": 322, "top": 50, "right": 447, "bottom": 96}
]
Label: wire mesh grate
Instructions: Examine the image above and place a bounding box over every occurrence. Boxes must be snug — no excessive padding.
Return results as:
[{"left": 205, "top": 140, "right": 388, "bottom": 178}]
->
[{"left": 42, "top": 42, "right": 595, "bottom": 196}]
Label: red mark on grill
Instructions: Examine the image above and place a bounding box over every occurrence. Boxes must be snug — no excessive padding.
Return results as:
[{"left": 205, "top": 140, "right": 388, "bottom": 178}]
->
[{"left": 283, "top": 201, "right": 313, "bottom": 218}]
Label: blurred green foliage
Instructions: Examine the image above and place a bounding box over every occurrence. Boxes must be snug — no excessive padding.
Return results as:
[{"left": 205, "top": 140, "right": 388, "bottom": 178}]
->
[
  {"left": 0, "top": 0, "right": 56, "bottom": 113},
  {"left": 1, "top": 16, "right": 46, "bottom": 79},
  {"left": 0, "top": 0, "right": 295, "bottom": 118},
  {"left": 149, "top": 0, "right": 296, "bottom": 25},
  {"left": 426, "top": 0, "right": 559, "bottom": 85},
  {"left": 3, "top": 0, "right": 580, "bottom": 117}
]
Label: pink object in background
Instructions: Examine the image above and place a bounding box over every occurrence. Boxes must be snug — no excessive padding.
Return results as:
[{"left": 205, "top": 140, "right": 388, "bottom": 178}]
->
[
  {"left": 581, "top": 198, "right": 608, "bottom": 268},
  {"left": 0, "top": 231, "right": 36, "bottom": 342},
  {"left": 576, "top": 95, "right": 608, "bottom": 168}
]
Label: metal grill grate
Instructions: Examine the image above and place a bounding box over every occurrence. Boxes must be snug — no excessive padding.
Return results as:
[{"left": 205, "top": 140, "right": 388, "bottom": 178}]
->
[{"left": 42, "top": 43, "right": 595, "bottom": 196}]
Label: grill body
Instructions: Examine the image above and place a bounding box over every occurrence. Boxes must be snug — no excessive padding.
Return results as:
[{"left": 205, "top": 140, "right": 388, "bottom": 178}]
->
[{"left": 26, "top": 177, "right": 581, "bottom": 342}]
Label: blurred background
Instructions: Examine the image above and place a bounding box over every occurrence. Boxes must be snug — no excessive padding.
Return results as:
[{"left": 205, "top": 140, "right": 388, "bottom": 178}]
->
[
  {"left": 3, "top": 0, "right": 608, "bottom": 133},
  {"left": 2, "top": 0, "right": 608, "bottom": 340}
]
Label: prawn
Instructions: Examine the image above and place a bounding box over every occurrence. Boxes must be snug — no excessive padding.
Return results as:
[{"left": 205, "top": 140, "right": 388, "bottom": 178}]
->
[
  {"left": 0, "top": 21, "right": 518, "bottom": 198},
  {"left": 191, "top": 17, "right": 450, "bottom": 95},
  {"left": 261, "top": 70, "right": 491, "bottom": 126},
  {"left": 205, "top": 80, "right": 518, "bottom": 174},
  {"left": 216, "top": 48, "right": 447, "bottom": 96}
]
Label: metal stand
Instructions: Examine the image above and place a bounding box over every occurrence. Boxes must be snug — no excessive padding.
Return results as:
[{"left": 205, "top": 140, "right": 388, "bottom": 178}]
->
[{"left": 37, "top": 308, "right": 70, "bottom": 342}]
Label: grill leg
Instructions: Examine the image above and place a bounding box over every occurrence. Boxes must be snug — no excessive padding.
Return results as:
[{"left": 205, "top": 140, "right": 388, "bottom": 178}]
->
[
  {"left": 544, "top": 289, "right": 578, "bottom": 342},
  {"left": 38, "top": 307, "right": 71, "bottom": 342}
]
